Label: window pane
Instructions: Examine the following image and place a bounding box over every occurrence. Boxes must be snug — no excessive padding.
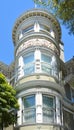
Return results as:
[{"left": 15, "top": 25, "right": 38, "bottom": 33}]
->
[
  {"left": 22, "top": 26, "right": 34, "bottom": 34},
  {"left": 43, "top": 108, "right": 54, "bottom": 123},
  {"left": 24, "top": 54, "right": 34, "bottom": 64},
  {"left": 41, "top": 63, "right": 52, "bottom": 74},
  {"left": 24, "top": 95, "right": 35, "bottom": 108},
  {"left": 24, "top": 63, "right": 35, "bottom": 75},
  {"left": 43, "top": 95, "right": 54, "bottom": 123},
  {"left": 40, "top": 25, "right": 50, "bottom": 32},
  {"left": 41, "top": 54, "right": 52, "bottom": 63},
  {"left": 23, "top": 108, "right": 36, "bottom": 123},
  {"left": 23, "top": 54, "right": 34, "bottom": 75},
  {"left": 23, "top": 95, "right": 36, "bottom": 123},
  {"left": 43, "top": 95, "right": 53, "bottom": 108}
]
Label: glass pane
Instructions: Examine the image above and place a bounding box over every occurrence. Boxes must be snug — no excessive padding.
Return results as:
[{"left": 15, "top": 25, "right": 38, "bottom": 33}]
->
[
  {"left": 24, "top": 95, "right": 35, "bottom": 108},
  {"left": 23, "top": 108, "right": 36, "bottom": 123},
  {"left": 43, "top": 95, "right": 54, "bottom": 123},
  {"left": 24, "top": 54, "right": 34, "bottom": 64},
  {"left": 41, "top": 63, "right": 52, "bottom": 74},
  {"left": 22, "top": 26, "right": 34, "bottom": 34},
  {"left": 43, "top": 95, "right": 53, "bottom": 108},
  {"left": 23, "top": 95, "right": 36, "bottom": 123},
  {"left": 41, "top": 54, "right": 52, "bottom": 63},
  {"left": 24, "top": 63, "right": 35, "bottom": 75},
  {"left": 43, "top": 108, "right": 54, "bottom": 123}
]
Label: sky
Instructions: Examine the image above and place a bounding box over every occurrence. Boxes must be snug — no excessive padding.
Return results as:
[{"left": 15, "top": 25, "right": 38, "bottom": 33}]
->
[{"left": 0, "top": 0, "right": 74, "bottom": 65}]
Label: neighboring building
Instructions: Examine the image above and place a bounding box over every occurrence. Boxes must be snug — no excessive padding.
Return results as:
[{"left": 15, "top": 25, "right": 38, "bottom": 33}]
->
[
  {"left": 0, "top": 61, "right": 15, "bottom": 86},
  {"left": 0, "top": 8, "right": 74, "bottom": 130},
  {"left": 64, "top": 57, "right": 74, "bottom": 103}
]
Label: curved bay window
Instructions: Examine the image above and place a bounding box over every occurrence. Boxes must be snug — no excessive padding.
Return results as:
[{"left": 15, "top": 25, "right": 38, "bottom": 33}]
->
[
  {"left": 22, "top": 94, "right": 59, "bottom": 124},
  {"left": 22, "top": 51, "right": 58, "bottom": 79},
  {"left": 18, "top": 23, "right": 55, "bottom": 40}
]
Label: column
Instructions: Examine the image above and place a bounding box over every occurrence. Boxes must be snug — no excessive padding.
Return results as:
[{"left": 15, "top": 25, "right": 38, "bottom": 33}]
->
[
  {"left": 18, "top": 56, "right": 24, "bottom": 79},
  {"left": 17, "top": 97, "right": 22, "bottom": 125},
  {"left": 56, "top": 96, "right": 61, "bottom": 125},
  {"left": 36, "top": 92, "right": 42, "bottom": 123}
]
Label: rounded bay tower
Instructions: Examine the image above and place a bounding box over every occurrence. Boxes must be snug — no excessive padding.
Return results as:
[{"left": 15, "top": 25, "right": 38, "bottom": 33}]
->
[{"left": 12, "top": 8, "right": 64, "bottom": 130}]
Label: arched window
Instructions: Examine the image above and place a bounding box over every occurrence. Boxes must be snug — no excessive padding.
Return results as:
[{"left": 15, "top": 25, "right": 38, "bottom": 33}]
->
[{"left": 22, "top": 94, "right": 56, "bottom": 124}]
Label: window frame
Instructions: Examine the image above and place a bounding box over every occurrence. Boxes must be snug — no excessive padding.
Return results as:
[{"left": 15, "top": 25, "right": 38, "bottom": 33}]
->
[
  {"left": 42, "top": 94, "right": 55, "bottom": 123},
  {"left": 23, "top": 94, "right": 36, "bottom": 123},
  {"left": 23, "top": 53, "right": 35, "bottom": 75}
]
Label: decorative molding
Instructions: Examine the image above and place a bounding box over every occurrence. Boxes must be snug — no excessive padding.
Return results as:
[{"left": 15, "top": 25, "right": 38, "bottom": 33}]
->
[{"left": 16, "top": 39, "right": 59, "bottom": 56}]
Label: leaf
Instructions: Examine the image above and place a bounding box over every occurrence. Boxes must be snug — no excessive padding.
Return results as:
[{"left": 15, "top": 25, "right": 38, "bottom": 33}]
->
[{"left": 0, "top": 73, "right": 19, "bottom": 126}]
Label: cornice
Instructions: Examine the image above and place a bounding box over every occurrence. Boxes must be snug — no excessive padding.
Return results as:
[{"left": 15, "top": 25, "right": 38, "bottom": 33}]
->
[{"left": 12, "top": 8, "right": 61, "bottom": 45}]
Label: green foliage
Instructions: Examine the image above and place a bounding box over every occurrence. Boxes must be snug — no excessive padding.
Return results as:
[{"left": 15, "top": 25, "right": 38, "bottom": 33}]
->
[
  {"left": 0, "top": 73, "right": 19, "bottom": 127},
  {"left": 33, "top": 0, "right": 74, "bottom": 34}
]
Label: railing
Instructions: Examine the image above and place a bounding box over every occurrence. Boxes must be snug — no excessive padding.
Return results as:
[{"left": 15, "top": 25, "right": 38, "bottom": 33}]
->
[
  {"left": 22, "top": 107, "right": 55, "bottom": 124},
  {"left": 15, "top": 62, "right": 59, "bottom": 82},
  {"left": 18, "top": 29, "right": 58, "bottom": 47},
  {"left": 41, "top": 62, "right": 59, "bottom": 79},
  {"left": 24, "top": 62, "right": 35, "bottom": 75}
]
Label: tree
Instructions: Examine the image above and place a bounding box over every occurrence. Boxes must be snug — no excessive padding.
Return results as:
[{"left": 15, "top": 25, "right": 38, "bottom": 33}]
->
[
  {"left": 0, "top": 73, "right": 19, "bottom": 128},
  {"left": 33, "top": 0, "right": 74, "bottom": 35}
]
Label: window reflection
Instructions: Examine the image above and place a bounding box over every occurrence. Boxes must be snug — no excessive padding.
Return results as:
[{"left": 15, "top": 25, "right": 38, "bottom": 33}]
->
[
  {"left": 24, "top": 95, "right": 35, "bottom": 108},
  {"left": 43, "top": 95, "right": 53, "bottom": 108},
  {"left": 23, "top": 95, "right": 35, "bottom": 123},
  {"left": 22, "top": 52, "right": 58, "bottom": 79},
  {"left": 43, "top": 95, "right": 55, "bottom": 123},
  {"left": 22, "top": 25, "right": 34, "bottom": 34},
  {"left": 41, "top": 54, "right": 52, "bottom": 64},
  {"left": 22, "top": 94, "right": 59, "bottom": 124},
  {"left": 24, "top": 54, "right": 34, "bottom": 64},
  {"left": 23, "top": 54, "right": 35, "bottom": 75}
]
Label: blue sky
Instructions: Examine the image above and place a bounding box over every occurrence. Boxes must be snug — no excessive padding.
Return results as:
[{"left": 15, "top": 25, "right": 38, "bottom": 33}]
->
[{"left": 0, "top": 0, "right": 74, "bottom": 65}]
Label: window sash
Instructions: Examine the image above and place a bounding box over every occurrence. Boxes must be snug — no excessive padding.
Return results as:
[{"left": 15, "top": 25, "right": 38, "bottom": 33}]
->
[
  {"left": 42, "top": 95, "right": 55, "bottom": 123},
  {"left": 23, "top": 108, "right": 36, "bottom": 123},
  {"left": 23, "top": 95, "right": 36, "bottom": 123},
  {"left": 23, "top": 54, "right": 34, "bottom": 64},
  {"left": 23, "top": 94, "right": 56, "bottom": 124},
  {"left": 43, "top": 95, "right": 54, "bottom": 108},
  {"left": 24, "top": 95, "right": 35, "bottom": 108},
  {"left": 41, "top": 54, "right": 52, "bottom": 64}
]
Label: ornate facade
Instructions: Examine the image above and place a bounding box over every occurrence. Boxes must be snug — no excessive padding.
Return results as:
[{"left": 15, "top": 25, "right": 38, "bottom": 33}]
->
[{"left": 0, "top": 8, "right": 74, "bottom": 130}]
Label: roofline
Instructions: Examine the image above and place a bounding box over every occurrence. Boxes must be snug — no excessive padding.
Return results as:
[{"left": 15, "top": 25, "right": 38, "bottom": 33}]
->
[{"left": 12, "top": 8, "right": 61, "bottom": 45}]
